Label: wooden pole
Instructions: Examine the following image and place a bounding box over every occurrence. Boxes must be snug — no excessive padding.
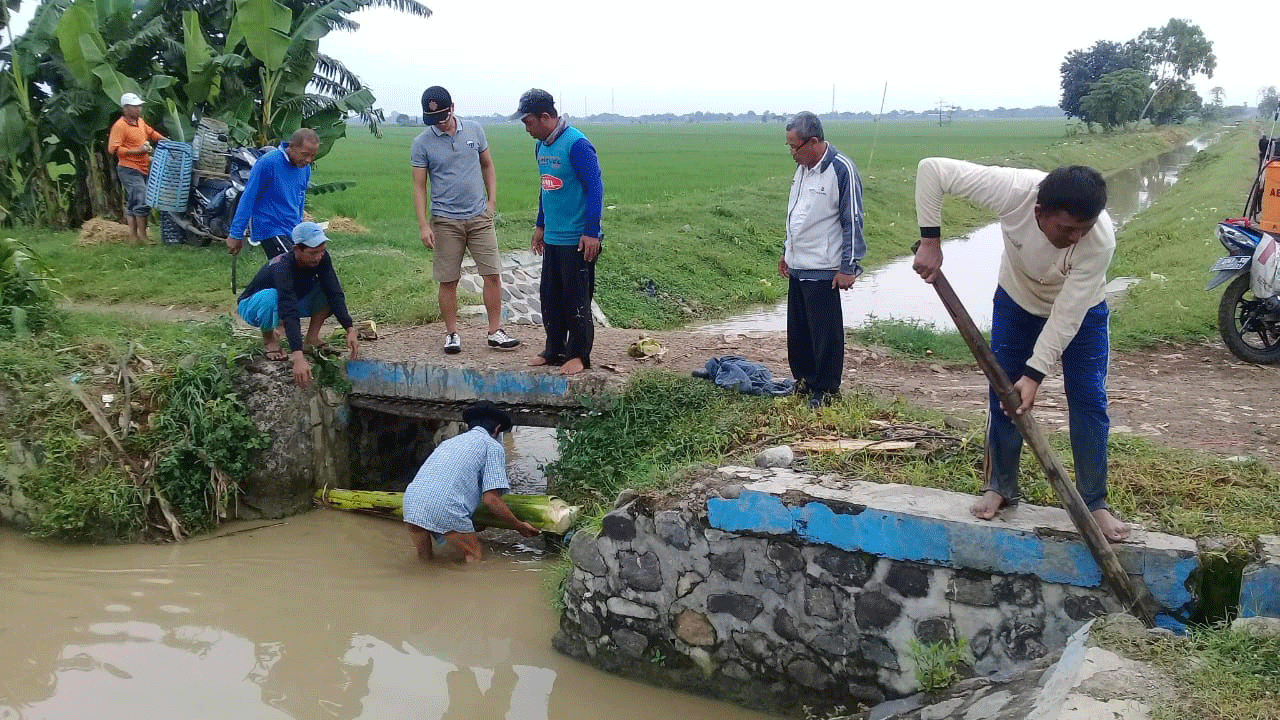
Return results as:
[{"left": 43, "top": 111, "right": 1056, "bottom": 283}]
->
[{"left": 929, "top": 272, "right": 1160, "bottom": 627}]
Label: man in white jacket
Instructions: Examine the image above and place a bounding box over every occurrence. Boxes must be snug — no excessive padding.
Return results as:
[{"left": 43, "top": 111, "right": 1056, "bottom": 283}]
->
[
  {"left": 780, "top": 112, "right": 865, "bottom": 409},
  {"left": 911, "top": 158, "right": 1129, "bottom": 542}
]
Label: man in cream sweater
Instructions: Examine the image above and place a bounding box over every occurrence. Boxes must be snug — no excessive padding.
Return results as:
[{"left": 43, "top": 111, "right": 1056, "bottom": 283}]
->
[{"left": 911, "top": 158, "right": 1128, "bottom": 542}]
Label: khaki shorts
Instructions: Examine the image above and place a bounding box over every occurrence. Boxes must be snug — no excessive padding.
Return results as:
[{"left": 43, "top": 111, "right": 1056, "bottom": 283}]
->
[{"left": 431, "top": 209, "right": 499, "bottom": 282}]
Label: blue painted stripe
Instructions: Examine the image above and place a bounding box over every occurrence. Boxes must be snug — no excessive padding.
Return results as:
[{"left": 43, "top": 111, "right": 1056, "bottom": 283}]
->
[
  {"left": 702, "top": 492, "right": 1199, "bottom": 619},
  {"left": 708, "top": 491, "right": 796, "bottom": 535},
  {"left": 1238, "top": 565, "right": 1280, "bottom": 618}
]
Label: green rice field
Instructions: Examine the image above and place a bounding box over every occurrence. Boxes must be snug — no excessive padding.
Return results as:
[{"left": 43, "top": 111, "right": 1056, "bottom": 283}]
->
[{"left": 12, "top": 119, "right": 1196, "bottom": 328}]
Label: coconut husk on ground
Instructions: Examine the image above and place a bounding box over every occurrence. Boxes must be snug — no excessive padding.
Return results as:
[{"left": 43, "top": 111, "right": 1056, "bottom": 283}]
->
[{"left": 77, "top": 218, "right": 139, "bottom": 246}]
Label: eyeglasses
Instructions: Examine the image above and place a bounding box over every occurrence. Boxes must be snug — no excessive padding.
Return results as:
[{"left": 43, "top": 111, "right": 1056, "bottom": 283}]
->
[{"left": 787, "top": 137, "right": 814, "bottom": 152}]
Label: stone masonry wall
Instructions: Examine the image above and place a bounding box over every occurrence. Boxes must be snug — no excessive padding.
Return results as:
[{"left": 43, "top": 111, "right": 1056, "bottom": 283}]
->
[
  {"left": 554, "top": 466, "right": 1202, "bottom": 716},
  {"left": 235, "top": 361, "right": 350, "bottom": 518}
]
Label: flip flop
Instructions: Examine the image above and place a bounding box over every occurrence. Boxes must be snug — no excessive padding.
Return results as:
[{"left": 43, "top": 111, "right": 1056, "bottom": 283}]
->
[{"left": 264, "top": 349, "right": 288, "bottom": 361}]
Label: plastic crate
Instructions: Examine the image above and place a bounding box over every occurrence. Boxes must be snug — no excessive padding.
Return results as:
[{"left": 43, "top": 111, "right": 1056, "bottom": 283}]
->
[
  {"left": 193, "top": 117, "right": 229, "bottom": 175},
  {"left": 145, "top": 139, "right": 193, "bottom": 212}
]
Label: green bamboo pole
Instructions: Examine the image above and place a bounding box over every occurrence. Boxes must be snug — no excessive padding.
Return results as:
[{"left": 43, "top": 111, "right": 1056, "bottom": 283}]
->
[{"left": 315, "top": 488, "right": 580, "bottom": 535}]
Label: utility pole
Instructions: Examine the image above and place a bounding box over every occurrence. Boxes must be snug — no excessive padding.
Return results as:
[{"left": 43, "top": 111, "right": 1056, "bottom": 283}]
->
[
  {"left": 612, "top": 88, "right": 615, "bottom": 114},
  {"left": 831, "top": 84, "right": 836, "bottom": 114}
]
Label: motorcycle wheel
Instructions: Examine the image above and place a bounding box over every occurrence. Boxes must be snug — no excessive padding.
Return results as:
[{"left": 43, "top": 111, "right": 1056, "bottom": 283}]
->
[
  {"left": 1218, "top": 273, "right": 1280, "bottom": 363},
  {"left": 160, "top": 212, "right": 186, "bottom": 246}
]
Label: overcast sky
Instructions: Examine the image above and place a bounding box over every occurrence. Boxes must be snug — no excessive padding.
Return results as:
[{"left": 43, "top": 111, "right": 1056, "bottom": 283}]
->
[{"left": 5, "top": 0, "right": 1268, "bottom": 117}]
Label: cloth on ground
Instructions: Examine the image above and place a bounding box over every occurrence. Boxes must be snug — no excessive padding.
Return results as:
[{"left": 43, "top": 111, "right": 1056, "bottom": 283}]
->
[{"left": 693, "top": 355, "right": 794, "bottom": 396}]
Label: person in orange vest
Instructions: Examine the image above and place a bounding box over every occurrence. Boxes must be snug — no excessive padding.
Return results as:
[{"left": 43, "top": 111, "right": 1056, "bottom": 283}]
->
[{"left": 106, "top": 93, "right": 165, "bottom": 244}]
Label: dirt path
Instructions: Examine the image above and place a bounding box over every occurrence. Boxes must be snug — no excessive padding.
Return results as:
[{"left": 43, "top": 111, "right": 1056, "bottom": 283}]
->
[
  {"left": 65, "top": 301, "right": 1280, "bottom": 466},
  {"left": 364, "top": 320, "right": 1280, "bottom": 467}
]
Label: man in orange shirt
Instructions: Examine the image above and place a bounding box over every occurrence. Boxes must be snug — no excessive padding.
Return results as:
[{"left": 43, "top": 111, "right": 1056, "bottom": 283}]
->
[{"left": 107, "top": 93, "right": 165, "bottom": 244}]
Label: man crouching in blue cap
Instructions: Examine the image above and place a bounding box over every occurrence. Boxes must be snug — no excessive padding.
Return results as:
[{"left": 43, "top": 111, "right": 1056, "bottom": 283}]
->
[{"left": 236, "top": 221, "right": 360, "bottom": 387}]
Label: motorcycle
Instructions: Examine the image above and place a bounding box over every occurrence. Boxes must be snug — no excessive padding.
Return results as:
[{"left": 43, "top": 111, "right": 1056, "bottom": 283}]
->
[
  {"left": 155, "top": 118, "right": 268, "bottom": 247},
  {"left": 1206, "top": 132, "right": 1280, "bottom": 364},
  {"left": 1205, "top": 219, "right": 1280, "bottom": 363}
]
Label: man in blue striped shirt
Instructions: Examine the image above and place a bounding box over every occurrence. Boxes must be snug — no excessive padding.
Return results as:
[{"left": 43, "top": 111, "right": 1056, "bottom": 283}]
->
[{"left": 402, "top": 402, "right": 538, "bottom": 562}]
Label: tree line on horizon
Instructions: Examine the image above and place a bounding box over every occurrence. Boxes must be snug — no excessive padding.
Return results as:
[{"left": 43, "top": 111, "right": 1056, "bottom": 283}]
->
[
  {"left": 1059, "top": 18, "right": 1231, "bottom": 130},
  {"left": 389, "top": 105, "right": 1078, "bottom": 127}
]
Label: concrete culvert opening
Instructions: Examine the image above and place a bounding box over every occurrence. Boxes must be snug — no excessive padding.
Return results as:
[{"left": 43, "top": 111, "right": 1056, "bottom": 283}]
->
[{"left": 346, "top": 400, "right": 561, "bottom": 494}]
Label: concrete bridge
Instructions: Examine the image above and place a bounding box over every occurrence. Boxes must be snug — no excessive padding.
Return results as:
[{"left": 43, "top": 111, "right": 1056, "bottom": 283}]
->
[{"left": 344, "top": 357, "right": 620, "bottom": 428}]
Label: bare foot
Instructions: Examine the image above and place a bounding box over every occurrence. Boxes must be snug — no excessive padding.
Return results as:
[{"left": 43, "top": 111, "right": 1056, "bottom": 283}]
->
[
  {"left": 527, "top": 355, "right": 549, "bottom": 366},
  {"left": 969, "top": 490, "right": 1005, "bottom": 520},
  {"left": 263, "top": 344, "right": 287, "bottom": 362},
  {"left": 560, "top": 357, "right": 585, "bottom": 375},
  {"left": 1092, "top": 508, "right": 1131, "bottom": 542}
]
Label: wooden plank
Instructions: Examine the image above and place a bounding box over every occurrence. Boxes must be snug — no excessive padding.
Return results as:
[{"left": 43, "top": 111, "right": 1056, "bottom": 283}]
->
[
  {"left": 930, "top": 272, "right": 1160, "bottom": 627},
  {"left": 792, "top": 438, "right": 917, "bottom": 453}
]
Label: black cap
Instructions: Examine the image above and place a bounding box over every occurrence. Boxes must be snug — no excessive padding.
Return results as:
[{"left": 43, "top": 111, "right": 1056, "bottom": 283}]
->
[
  {"left": 510, "top": 88, "right": 556, "bottom": 120},
  {"left": 421, "top": 85, "right": 453, "bottom": 125},
  {"left": 462, "top": 400, "right": 513, "bottom": 434}
]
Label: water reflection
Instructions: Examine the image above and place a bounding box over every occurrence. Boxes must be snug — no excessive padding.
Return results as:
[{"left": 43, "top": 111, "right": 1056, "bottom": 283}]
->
[
  {"left": 696, "top": 135, "right": 1216, "bottom": 334},
  {"left": 505, "top": 427, "right": 559, "bottom": 494},
  {"left": 0, "top": 514, "right": 771, "bottom": 720}
]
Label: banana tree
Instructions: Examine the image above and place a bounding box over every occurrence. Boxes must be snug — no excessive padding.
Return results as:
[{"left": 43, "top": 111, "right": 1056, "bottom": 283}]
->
[
  {"left": 1, "top": 0, "right": 68, "bottom": 226},
  {"left": 219, "top": 0, "right": 430, "bottom": 151}
]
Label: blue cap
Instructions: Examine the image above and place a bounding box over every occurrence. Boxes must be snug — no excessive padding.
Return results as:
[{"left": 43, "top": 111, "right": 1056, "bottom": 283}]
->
[{"left": 291, "top": 221, "right": 330, "bottom": 247}]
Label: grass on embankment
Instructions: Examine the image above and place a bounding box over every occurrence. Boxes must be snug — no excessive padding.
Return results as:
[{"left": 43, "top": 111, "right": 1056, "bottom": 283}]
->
[
  {"left": 9, "top": 120, "right": 1191, "bottom": 331},
  {"left": 1108, "top": 125, "right": 1263, "bottom": 350},
  {"left": 0, "top": 309, "right": 264, "bottom": 541},
  {"left": 1096, "top": 618, "right": 1280, "bottom": 720},
  {"left": 550, "top": 371, "right": 1280, "bottom": 541}
]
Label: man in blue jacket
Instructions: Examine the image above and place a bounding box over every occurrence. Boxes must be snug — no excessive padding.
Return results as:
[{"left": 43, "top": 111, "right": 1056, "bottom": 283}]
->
[
  {"left": 226, "top": 128, "right": 320, "bottom": 259},
  {"left": 237, "top": 222, "right": 360, "bottom": 387},
  {"left": 512, "top": 89, "right": 604, "bottom": 375}
]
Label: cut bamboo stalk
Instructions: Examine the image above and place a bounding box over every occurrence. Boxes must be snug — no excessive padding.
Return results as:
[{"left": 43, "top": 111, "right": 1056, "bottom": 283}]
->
[
  {"left": 929, "top": 272, "right": 1160, "bottom": 627},
  {"left": 314, "top": 487, "right": 580, "bottom": 535}
]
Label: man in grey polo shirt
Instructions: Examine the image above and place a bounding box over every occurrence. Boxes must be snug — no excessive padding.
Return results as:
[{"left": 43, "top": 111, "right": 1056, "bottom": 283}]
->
[{"left": 412, "top": 85, "right": 519, "bottom": 354}]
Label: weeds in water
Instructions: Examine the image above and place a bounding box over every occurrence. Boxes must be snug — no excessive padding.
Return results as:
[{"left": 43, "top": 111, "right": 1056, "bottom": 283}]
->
[
  {"left": 542, "top": 553, "right": 573, "bottom": 613},
  {"left": 909, "top": 637, "right": 969, "bottom": 693}
]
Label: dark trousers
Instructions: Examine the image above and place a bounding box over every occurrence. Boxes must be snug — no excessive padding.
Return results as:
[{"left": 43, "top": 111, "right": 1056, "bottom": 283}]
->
[
  {"left": 786, "top": 276, "right": 844, "bottom": 393},
  {"left": 261, "top": 235, "right": 291, "bottom": 260},
  {"left": 539, "top": 243, "right": 596, "bottom": 366},
  {"left": 986, "top": 285, "right": 1111, "bottom": 510}
]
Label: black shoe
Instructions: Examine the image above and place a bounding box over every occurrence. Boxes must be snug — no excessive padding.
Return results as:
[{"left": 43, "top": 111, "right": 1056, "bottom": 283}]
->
[{"left": 809, "top": 390, "right": 840, "bottom": 409}]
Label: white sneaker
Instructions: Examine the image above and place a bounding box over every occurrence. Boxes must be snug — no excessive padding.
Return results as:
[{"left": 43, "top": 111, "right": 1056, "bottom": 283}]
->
[
  {"left": 487, "top": 328, "right": 520, "bottom": 350},
  {"left": 443, "top": 333, "right": 461, "bottom": 354}
]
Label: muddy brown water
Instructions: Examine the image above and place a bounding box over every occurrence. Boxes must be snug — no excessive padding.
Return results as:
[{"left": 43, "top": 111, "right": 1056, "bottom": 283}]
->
[
  {"left": 0, "top": 514, "right": 775, "bottom": 719},
  {"left": 697, "top": 135, "right": 1217, "bottom": 334}
]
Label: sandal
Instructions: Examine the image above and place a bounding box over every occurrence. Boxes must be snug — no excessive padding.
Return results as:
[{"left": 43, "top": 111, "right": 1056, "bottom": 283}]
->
[{"left": 264, "top": 349, "right": 288, "bottom": 361}]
